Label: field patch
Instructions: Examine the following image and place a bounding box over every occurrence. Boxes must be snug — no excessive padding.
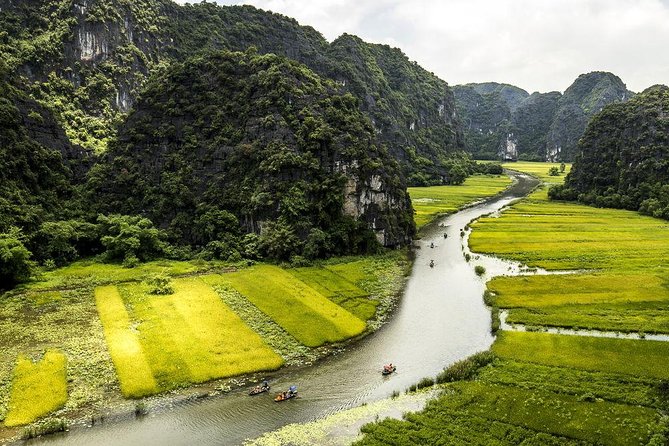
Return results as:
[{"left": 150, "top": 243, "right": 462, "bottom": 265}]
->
[
  {"left": 217, "top": 265, "right": 366, "bottom": 347},
  {"left": 4, "top": 350, "right": 67, "bottom": 427},
  {"left": 289, "top": 267, "right": 377, "bottom": 320},
  {"left": 409, "top": 174, "right": 512, "bottom": 228},
  {"left": 493, "top": 331, "right": 669, "bottom": 380},
  {"left": 502, "top": 161, "right": 571, "bottom": 183},
  {"left": 95, "top": 286, "right": 157, "bottom": 398},
  {"left": 96, "top": 277, "right": 283, "bottom": 395}
]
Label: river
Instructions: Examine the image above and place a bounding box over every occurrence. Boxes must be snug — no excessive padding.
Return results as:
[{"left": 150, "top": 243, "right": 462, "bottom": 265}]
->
[{"left": 25, "top": 171, "right": 539, "bottom": 446}]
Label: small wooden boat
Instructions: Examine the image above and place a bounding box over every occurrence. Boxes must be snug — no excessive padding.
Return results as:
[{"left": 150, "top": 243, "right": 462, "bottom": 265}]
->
[
  {"left": 274, "top": 385, "right": 298, "bottom": 402},
  {"left": 249, "top": 385, "right": 270, "bottom": 396},
  {"left": 382, "top": 365, "right": 396, "bottom": 375}
]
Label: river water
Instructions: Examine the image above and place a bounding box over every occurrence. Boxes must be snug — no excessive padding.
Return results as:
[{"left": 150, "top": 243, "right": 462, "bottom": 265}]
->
[{"left": 26, "top": 172, "right": 538, "bottom": 446}]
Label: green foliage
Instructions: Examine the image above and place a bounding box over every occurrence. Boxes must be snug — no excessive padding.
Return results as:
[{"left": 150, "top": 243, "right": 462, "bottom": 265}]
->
[
  {"left": 0, "top": 230, "right": 33, "bottom": 288},
  {"left": 474, "top": 265, "right": 486, "bottom": 276},
  {"left": 436, "top": 350, "right": 496, "bottom": 383},
  {"left": 97, "top": 214, "right": 167, "bottom": 263},
  {"left": 145, "top": 273, "right": 173, "bottom": 295},
  {"left": 557, "top": 86, "right": 669, "bottom": 218},
  {"left": 90, "top": 50, "right": 411, "bottom": 260},
  {"left": 548, "top": 166, "right": 560, "bottom": 176}
]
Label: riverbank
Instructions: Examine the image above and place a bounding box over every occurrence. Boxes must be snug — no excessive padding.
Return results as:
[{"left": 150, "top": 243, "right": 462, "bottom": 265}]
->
[{"left": 0, "top": 252, "right": 410, "bottom": 444}]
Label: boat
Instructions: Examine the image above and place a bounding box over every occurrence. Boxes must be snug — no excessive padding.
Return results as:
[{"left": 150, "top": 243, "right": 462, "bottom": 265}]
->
[
  {"left": 382, "top": 364, "right": 396, "bottom": 375},
  {"left": 248, "top": 385, "right": 270, "bottom": 396},
  {"left": 274, "top": 385, "right": 298, "bottom": 402}
]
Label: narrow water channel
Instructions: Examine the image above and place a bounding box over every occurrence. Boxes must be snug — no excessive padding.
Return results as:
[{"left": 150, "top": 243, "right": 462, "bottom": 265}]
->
[{"left": 25, "top": 172, "right": 539, "bottom": 446}]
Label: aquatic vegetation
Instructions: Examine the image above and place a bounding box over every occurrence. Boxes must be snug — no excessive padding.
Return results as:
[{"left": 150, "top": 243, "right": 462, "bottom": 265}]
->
[
  {"left": 493, "top": 331, "right": 669, "bottom": 380},
  {"left": 218, "top": 265, "right": 366, "bottom": 347},
  {"left": 4, "top": 350, "right": 67, "bottom": 426},
  {"left": 409, "top": 174, "right": 512, "bottom": 228}
]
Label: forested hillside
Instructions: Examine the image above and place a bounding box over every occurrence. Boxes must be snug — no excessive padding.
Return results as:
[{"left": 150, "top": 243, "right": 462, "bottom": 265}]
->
[
  {"left": 90, "top": 50, "right": 415, "bottom": 260},
  {"left": 0, "top": 0, "right": 463, "bottom": 181},
  {"left": 453, "top": 72, "right": 633, "bottom": 161},
  {"left": 550, "top": 85, "right": 669, "bottom": 219}
]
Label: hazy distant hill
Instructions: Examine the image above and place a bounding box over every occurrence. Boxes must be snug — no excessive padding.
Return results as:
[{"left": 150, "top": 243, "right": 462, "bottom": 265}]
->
[{"left": 453, "top": 72, "right": 634, "bottom": 161}]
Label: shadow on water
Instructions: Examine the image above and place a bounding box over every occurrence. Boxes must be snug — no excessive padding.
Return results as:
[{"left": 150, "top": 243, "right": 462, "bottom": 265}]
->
[{"left": 25, "top": 172, "right": 539, "bottom": 446}]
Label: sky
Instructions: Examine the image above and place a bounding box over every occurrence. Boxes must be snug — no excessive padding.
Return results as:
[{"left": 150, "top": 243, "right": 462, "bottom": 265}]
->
[{"left": 175, "top": 0, "right": 669, "bottom": 93}]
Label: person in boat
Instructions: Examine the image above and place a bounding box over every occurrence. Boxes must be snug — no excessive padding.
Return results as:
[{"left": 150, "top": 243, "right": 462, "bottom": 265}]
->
[
  {"left": 430, "top": 242, "right": 434, "bottom": 248},
  {"left": 430, "top": 259, "right": 434, "bottom": 267},
  {"left": 444, "top": 233, "right": 448, "bottom": 238},
  {"left": 289, "top": 385, "right": 297, "bottom": 395},
  {"left": 262, "top": 380, "right": 269, "bottom": 389},
  {"left": 383, "top": 363, "right": 394, "bottom": 372}
]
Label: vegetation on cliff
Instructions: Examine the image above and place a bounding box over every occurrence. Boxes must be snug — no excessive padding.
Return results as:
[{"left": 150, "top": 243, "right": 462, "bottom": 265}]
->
[
  {"left": 550, "top": 85, "right": 669, "bottom": 219},
  {"left": 454, "top": 72, "right": 634, "bottom": 162}
]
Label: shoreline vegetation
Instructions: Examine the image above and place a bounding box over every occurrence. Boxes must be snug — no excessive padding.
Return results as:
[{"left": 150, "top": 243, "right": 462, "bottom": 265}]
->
[
  {"left": 354, "top": 161, "right": 669, "bottom": 446},
  {"left": 0, "top": 252, "right": 410, "bottom": 442}
]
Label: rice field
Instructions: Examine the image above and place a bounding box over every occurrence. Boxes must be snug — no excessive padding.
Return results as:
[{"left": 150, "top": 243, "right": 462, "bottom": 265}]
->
[
  {"left": 289, "top": 266, "right": 377, "bottom": 320},
  {"left": 470, "top": 182, "right": 669, "bottom": 333},
  {"left": 502, "top": 161, "right": 571, "bottom": 183},
  {"left": 209, "top": 265, "right": 367, "bottom": 347},
  {"left": 98, "top": 277, "right": 284, "bottom": 396},
  {"left": 409, "top": 174, "right": 513, "bottom": 228},
  {"left": 493, "top": 331, "right": 669, "bottom": 380},
  {"left": 4, "top": 351, "right": 67, "bottom": 427}
]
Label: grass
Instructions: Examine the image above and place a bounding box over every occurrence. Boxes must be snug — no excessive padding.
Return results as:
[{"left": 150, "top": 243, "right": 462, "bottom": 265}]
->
[
  {"left": 4, "top": 350, "right": 68, "bottom": 427},
  {"left": 100, "top": 277, "right": 283, "bottom": 395},
  {"left": 23, "top": 259, "right": 221, "bottom": 291},
  {"left": 214, "top": 265, "right": 367, "bottom": 347},
  {"left": 493, "top": 331, "right": 669, "bottom": 380},
  {"left": 357, "top": 380, "right": 659, "bottom": 446},
  {"left": 409, "top": 174, "right": 513, "bottom": 228}
]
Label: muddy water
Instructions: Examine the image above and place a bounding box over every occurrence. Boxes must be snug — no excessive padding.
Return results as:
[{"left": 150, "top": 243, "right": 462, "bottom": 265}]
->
[{"left": 26, "top": 172, "right": 538, "bottom": 446}]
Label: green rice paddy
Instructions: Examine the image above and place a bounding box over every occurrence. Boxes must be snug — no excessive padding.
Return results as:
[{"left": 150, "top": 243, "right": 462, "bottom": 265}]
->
[
  {"left": 209, "top": 265, "right": 367, "bottom": 347},
  {"left": 409, "top": 174, "right": 513, "bottom": 229}
]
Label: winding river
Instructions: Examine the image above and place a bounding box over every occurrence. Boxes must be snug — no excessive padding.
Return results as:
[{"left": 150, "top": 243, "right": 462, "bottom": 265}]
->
[{"left": 27, "top": 172, "right": 539, "bottom": 446}]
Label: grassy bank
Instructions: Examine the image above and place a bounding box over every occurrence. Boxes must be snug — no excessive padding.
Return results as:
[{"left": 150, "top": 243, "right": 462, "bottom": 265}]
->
[
  {"left": 0, "top": 251, "right": 408, "bottom": 437},
  {"left": 409, "top": 174, "right": 513, "bottom": 229}
]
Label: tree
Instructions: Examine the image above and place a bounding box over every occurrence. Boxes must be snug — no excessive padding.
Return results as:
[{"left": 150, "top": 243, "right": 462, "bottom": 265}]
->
[
  {"left": 548, "top": 166, "right": 560, "bottom": 176},
  {"left": 97, "top": 214, "right": 167, "bottom": 264},
  {"left": 559, "top": 162, "right": 566, "bottom": 173},
  {"left": 0, "top": 229, "right": 33, "bottom": 288}
]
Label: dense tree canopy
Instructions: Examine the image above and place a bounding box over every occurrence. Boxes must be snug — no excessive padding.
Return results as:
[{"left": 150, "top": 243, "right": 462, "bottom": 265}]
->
[{"left": 550, "top": 85, "right": 669, "bottom": 219}]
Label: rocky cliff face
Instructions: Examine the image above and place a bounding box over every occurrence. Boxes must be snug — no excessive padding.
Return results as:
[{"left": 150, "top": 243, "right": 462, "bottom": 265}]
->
[
  {"left": 90, "top": 51, "right": 414, "bottom": 252},
  {"left": 454, "top": 72, "right": 634, "bottom": 161}
]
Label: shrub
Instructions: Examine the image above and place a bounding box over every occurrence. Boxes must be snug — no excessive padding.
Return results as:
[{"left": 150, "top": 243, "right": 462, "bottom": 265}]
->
[
  {"left": 436, "top": 351, "right": 496, "bottom": 383},
  {"left": 548, "top": 166, "right": 560, "bottom": 176},
  {"left": 146, "top": 273, "right": 174, "bottom": 295},
  {"left": 490, "top": 307, "right": 500, "bottom": 334},
  {"left": 98, "top": 214, "right": 167, "bottom": 263},
  {"left": 474, "top": 265, "right": 486, "bottom": 276},
  {"left": 464, "top": 253, "right": 471, "bottom": 262},
  {"left": 0, "top": 230, "right": 34, "bottom": 288},
  {"left": 416, "top": 376, "right": 435, "bottom": 389}
]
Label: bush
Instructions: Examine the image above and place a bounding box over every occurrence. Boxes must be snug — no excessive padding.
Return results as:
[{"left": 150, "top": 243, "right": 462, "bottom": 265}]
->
[
  {"left": 490, "top": 307, "right": 500, "bottom": 334},
  {"left": 548, "top": 166, "right": 560, "bottom": 176},
  {"left": 146, "top": 273, "right": 174, "bottom": 295},
  {"left": 98, "top": 214, "right": 168, "bottom": 263},
  {"left": 436, "top": 351, "right": 496, "bottom": 383},
  {"left": 0, "top": 230, "right": 34, "bottom": 288},
  {"left": 464, "top": 253, "right": 471, "bottom": 262},
  {"left": 474, "top": 265, "right": 486, "bottom": 276}
]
